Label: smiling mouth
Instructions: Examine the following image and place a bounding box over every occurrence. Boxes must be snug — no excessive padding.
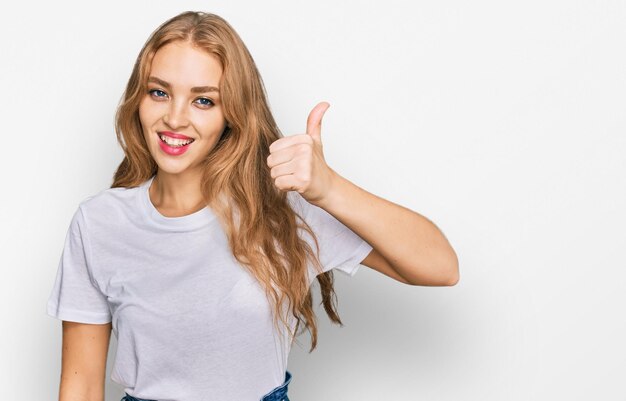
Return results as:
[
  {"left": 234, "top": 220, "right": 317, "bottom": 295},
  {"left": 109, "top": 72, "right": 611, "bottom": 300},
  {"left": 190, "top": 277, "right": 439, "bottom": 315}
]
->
[{"left": 158, "top": 133, "right": 195, "bottom": 147}]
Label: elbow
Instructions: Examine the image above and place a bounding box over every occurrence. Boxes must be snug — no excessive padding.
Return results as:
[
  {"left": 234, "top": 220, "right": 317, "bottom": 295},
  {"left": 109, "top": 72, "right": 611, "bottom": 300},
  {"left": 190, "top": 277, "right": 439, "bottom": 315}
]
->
[
  {"left": 406, "top": 264, "right": 459, "bottom": 286},
  {"left": 444, "top": 254, "right": 460, "bottom": 286},
  {"left": 428, "top": 244, "right": 459, "bottom": 286},
  {"left": 445, "top": 270, "right": 460, "bottom": 286},
  {"left": 427, "top": 252, "right": 459, "bottom": 286}
]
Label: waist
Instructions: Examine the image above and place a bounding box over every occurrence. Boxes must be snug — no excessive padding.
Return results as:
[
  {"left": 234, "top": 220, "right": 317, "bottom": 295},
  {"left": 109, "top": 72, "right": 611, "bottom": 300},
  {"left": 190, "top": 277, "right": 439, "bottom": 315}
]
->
[{"left": 121, "top": 370, "right": 293, "bottom": 401}]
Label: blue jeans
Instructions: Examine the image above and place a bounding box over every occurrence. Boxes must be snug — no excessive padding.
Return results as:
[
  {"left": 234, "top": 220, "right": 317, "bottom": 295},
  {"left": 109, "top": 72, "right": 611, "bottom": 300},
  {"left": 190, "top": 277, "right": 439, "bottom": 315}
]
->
[{"left": 121, "top": 370, "right": 292, "bottom": 401}]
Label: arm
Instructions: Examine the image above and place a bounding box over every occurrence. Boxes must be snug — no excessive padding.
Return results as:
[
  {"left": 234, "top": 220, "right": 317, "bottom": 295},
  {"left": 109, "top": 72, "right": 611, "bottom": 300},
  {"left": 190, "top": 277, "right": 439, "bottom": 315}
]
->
[
  {"left": 317, "top": 169, "right": 459, "bottom": 287},
  {"left": 267, "top": 102, "right": 459, "bottom": 286},
  {"left": 58, "top": 321, "right": 112, "bottom": 401}
]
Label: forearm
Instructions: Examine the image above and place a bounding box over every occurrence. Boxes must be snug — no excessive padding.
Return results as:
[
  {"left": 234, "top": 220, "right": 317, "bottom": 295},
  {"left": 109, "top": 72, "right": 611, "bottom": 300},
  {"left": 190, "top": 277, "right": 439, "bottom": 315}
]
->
[{"left": 315, "top": 169, "right": 459, "bottom": 284}]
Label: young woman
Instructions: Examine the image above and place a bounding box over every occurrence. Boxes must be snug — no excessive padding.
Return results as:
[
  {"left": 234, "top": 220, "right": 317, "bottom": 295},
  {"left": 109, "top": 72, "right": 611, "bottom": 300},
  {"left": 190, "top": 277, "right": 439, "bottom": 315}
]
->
[{"left": 46, "top": 11, "right": 459, "bottom": 401}]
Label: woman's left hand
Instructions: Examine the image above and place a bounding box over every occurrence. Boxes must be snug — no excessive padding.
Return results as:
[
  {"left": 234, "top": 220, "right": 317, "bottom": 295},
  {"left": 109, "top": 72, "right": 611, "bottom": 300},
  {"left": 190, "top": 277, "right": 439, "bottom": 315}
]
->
[{"left": 266, "top": 101, "right": 337, "bottom": 207}]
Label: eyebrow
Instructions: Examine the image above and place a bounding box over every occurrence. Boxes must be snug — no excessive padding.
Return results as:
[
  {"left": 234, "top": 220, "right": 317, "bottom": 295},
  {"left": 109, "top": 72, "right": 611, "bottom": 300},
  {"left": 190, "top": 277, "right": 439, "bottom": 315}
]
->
[{"left": 147, "top": 76, "right": 220, "bottom": 94}]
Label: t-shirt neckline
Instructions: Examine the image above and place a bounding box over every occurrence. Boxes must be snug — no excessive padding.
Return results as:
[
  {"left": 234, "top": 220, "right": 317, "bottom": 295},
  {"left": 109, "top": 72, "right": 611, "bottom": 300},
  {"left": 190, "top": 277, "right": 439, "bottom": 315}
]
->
[{"left": 139, "top": 175, "right": 216, "bottom": 231}]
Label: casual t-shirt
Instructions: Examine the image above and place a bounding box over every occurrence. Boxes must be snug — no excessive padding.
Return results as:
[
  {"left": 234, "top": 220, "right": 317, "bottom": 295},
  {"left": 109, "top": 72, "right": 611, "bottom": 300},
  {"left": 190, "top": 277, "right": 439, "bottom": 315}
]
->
[{"left": 46, "top": 175, "right": 373, "bottom": 401}]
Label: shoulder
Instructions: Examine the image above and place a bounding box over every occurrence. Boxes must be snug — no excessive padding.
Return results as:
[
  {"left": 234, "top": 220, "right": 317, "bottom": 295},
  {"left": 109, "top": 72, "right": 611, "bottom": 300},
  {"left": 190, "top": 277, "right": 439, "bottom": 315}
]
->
[
  {"left": 75, "top": 184, "right": 143, "bottom": 230},
  {"left": 78, "top": 184, "right": 136, "bottom": 214}
]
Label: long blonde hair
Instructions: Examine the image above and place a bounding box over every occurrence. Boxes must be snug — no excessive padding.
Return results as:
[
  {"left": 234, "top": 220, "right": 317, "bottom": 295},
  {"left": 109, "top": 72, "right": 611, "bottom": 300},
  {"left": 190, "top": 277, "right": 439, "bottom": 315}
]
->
[{"left": 111, "top": 10, "right": 346, "bottom": 352}]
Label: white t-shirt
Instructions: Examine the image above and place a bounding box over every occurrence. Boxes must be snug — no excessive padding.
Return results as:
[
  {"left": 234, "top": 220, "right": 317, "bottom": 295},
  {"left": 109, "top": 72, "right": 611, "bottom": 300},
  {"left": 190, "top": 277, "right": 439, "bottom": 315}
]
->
[{"left": 46, "top": 175, "right": 373, "bottom": 401}]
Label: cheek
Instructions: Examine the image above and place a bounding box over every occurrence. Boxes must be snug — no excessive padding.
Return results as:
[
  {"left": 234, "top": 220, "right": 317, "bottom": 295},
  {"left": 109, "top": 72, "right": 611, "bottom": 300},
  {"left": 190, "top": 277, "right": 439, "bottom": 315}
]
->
[
  {"left": 138, "top": 97, "right": 160, "bottom": 125},
  {"left": 138, "top": 101, "right": 149, "bottom": 131},
  {"left": 194, "top": 112, "right": 226, "bottom": 137}
]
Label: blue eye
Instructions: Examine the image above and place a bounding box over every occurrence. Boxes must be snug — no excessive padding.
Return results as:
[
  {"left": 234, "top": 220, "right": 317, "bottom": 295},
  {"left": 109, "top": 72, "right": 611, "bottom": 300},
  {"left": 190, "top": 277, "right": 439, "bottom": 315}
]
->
[
  {"left": 148, "top": 89, "right": 167, "bottom": 98},
  {"left": 196, "top": 98, "right": 215, "bottom": 107}
]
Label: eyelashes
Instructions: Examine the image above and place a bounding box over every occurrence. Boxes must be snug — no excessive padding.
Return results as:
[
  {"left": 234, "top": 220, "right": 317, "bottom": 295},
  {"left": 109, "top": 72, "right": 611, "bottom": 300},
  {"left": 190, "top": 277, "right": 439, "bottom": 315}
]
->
[{"left": 147, "top": 89, "right": 215, "bottom": 108}]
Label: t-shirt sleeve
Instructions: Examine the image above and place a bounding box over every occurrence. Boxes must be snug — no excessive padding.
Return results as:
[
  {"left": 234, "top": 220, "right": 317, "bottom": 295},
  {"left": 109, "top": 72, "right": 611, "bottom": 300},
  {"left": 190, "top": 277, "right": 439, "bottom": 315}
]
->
[
  {"left": 46, "top": 206, "right": 112, "bottom": 324},
  {"left": 292, "top": 192, "right": 373, "bottom": 278}
]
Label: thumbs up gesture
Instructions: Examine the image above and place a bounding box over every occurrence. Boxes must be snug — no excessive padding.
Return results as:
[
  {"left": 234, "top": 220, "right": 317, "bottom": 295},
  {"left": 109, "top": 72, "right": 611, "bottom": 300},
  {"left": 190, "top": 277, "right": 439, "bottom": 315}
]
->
[{"left": 267, "top": 101, "right": 337, "bottom": 206}]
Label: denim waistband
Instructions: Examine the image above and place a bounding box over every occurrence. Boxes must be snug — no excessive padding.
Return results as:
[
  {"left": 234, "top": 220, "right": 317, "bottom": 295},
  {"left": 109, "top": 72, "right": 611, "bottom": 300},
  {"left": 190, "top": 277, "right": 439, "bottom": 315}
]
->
[
  {"left": 261, "top": 370, "right": 292, "bottom": 401},
  {"left": 121, "top": 393, "right": 155, "bottom": 401},
  {"left": 121, "top": 370, "right": 292, "bottom": 401}
]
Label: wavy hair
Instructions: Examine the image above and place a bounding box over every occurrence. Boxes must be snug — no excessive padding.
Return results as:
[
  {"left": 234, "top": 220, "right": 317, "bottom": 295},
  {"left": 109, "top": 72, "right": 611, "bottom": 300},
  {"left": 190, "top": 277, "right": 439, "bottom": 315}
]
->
[{"left": 111, "top": 10, "right": 346, "bottom": 352}]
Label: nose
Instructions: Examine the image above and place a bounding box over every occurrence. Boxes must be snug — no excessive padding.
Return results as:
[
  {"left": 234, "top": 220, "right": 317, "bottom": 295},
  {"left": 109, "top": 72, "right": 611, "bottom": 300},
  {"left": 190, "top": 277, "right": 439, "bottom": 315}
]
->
[{"left": 163, "top": 99, "right": 189, "bottom": 130}]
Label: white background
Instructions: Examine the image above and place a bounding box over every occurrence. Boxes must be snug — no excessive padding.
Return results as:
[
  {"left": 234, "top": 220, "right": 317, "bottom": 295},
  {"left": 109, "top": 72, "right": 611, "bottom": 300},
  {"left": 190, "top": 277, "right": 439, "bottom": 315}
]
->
[{"left": 1, "top": 0, "right": 624, "bottom": 400}]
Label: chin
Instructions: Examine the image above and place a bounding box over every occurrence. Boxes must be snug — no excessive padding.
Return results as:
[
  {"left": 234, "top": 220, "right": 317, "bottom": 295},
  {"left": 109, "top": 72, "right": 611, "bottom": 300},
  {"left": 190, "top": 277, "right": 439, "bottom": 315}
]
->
[{"left": 156, "top": 162, "right": 193, "bottom": 176}]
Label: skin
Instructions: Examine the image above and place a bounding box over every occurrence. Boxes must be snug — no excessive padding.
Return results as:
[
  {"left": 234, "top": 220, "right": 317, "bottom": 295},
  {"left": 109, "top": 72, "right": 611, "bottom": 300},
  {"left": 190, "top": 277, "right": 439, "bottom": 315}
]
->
[
  {"left": 139, "top": 40, "right": 227, "bottom": 217},
  {"left": 59, "top": 321, "right": 111, "bottom": 401}
]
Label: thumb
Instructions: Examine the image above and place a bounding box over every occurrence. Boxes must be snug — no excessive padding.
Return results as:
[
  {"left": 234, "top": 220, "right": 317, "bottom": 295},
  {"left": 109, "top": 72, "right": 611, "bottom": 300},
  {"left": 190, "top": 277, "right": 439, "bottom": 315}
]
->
[{"left": 306, "top": 101, "right": 330, "bottom": 142}]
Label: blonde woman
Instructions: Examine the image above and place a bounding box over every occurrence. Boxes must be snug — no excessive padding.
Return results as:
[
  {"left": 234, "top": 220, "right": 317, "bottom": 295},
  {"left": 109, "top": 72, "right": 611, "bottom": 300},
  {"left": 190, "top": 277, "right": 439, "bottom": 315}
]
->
[{"left": 46, "top": 11, "right": 459, "bottom": 401}]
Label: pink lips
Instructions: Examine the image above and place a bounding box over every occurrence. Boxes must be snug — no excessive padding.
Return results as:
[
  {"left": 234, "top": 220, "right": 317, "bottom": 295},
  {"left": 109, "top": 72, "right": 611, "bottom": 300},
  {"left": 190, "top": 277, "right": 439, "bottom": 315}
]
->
[
  {"left": 159, "top": 131, "right": 193, "bottom": 140},
  {"left": 157, "top": 131, "right": 194, "bottom": 156}
]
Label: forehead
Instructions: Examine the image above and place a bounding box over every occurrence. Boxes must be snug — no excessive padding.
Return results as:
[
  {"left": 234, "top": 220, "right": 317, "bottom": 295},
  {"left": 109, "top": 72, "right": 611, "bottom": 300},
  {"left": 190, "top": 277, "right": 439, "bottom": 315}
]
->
[{"left": 149, "top": 41, "right": 222, "bottom": 87}]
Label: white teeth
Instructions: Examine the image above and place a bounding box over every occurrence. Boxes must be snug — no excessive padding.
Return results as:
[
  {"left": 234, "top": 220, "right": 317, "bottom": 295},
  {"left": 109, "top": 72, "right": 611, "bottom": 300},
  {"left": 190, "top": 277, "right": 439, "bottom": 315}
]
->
[{"left": 159, "top": 134, "right": 193, "bottom": 147}]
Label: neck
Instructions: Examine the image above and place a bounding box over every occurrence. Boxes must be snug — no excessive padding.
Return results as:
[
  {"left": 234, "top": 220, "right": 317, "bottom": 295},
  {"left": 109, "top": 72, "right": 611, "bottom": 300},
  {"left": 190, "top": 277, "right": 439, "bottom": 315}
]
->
[{"left": 149, "top": 170, "right": 206, "bottom": 217}]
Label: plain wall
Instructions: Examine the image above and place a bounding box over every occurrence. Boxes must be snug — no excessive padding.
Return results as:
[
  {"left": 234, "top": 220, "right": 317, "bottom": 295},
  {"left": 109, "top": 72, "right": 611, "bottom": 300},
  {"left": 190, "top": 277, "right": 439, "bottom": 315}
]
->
[{"left": 1, "top": 0, "right": 624, "bottom": 399}]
